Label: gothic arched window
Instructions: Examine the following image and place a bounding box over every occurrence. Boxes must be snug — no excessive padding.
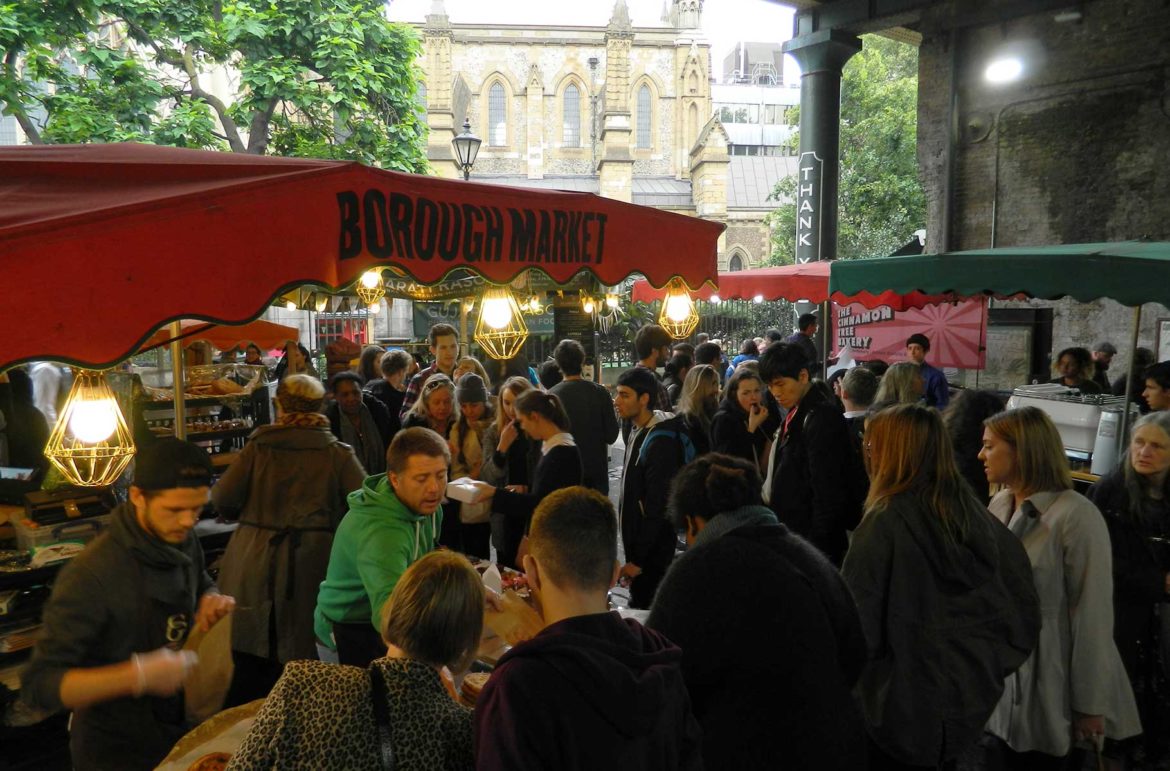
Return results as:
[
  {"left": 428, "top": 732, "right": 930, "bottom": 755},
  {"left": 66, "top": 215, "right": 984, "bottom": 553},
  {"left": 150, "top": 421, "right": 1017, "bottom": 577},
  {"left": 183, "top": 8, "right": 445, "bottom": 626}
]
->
[
  {"left": 488, "top": 82, "right": 507, "bottom": 146},
  {"left": 636, "top": 84, "right": 652, "bottom": 149},
  {"left": 728, "top": 252, "right": 745, "bottom": 272},
  {"left": 563, "top": 84, "right": 581, "bottom": 147}
]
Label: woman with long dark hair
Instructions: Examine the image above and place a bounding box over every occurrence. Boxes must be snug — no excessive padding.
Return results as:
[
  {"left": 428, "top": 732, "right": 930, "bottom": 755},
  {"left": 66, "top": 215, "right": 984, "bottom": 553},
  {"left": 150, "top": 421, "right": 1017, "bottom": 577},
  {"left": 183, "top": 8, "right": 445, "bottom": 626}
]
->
[
  {"left": 843, "top": 404, "right": 1039, "bottom": 770},
  {"left": 710, "top": 368, "right": 770, "bottom": 473},
  {"left": 982, "top": 407, "right": 1139, "bottom": 768},
  {"left": 1089, "top": 411, "right": 1170, "bottom": 768},
  {"left": 468, "top": 390, "right": 582, "bottom": 568}
]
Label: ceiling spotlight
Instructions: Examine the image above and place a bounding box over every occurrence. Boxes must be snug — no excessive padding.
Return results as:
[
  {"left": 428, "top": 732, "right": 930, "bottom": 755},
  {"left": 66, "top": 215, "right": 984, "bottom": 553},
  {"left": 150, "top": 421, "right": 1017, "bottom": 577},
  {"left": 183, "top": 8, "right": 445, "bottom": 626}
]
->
[{"left": 984, "top": 57, "right": 1023, "bottom": 84}]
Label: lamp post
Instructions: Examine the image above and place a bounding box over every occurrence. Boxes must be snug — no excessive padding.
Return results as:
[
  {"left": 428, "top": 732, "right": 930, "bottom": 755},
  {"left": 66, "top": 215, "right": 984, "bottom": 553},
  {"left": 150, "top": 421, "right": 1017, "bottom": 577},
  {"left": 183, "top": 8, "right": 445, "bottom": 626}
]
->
[{"left": 451, "top": 117, "right": 482, "bottom": 181}]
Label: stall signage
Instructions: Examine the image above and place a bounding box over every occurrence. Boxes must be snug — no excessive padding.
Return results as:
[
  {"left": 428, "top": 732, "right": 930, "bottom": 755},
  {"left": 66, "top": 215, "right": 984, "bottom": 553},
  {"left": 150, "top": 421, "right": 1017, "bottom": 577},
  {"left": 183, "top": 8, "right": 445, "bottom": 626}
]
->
[
  {"left": 384, "top": 273, "right": 487, "bottom": 301},
  {"left": 831, "top": 299, "right": 988, "bottom": 369},
  {"left": 338, "top": 191, "right": 609, "bottom": 267},
  {"left": 795, "top": 152, "right": 824, "bottom": 264}
]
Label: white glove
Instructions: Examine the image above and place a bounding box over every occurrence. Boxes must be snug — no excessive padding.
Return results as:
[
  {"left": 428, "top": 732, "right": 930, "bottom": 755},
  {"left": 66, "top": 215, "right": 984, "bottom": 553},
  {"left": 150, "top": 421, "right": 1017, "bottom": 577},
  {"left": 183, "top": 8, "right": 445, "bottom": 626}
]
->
[{"left": 132, "top": 648, "right": 198, "bottom": 697}]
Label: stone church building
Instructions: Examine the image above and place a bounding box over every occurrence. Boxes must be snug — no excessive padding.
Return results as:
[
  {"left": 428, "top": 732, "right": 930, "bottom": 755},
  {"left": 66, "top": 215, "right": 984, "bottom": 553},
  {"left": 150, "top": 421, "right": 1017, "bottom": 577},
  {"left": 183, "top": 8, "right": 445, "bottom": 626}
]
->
[{"left": 414, "top": 0, "right": 784, "bottom": 273}]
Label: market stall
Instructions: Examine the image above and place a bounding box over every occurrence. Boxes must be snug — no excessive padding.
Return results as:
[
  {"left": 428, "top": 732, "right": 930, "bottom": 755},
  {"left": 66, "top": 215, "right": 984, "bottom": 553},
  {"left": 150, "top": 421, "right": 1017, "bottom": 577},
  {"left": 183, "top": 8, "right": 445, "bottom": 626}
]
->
[{"left": 829, "top": 239, "right": 1170, "bottom": 474}]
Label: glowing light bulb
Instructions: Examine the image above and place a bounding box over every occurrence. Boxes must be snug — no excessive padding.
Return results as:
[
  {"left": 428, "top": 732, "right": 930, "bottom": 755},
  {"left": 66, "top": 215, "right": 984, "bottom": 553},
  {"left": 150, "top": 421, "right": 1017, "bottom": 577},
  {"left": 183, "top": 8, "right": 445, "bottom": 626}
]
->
[
  {"left": 709, "top": 294, "right": 721, "bottom": 304},
  {"left": 69, "top": 397, "right": 119, "bottom": 443},
  {"left": 606, "top": 295, "right": 620, "bottom": 309},
  {"left": 664, "top": 293, "right": 692, "bottom": 323},
  {"left": 360, "top": 270, "right": 381, "bottom": 288},
  {"left": 285, "top": 301, "right": 297, "bottom": 311},
  {"left": 753, "top": 294, "right": 764, "bottom": 304},
  {"left": 583, "top": 300, "right": 595, "bottom": 314},
  {"left": 984, "top": 57, "right": 1023, "bottom": 84},
  {"left": 482, "top": 297, "right": 513, "bottom": 329}
]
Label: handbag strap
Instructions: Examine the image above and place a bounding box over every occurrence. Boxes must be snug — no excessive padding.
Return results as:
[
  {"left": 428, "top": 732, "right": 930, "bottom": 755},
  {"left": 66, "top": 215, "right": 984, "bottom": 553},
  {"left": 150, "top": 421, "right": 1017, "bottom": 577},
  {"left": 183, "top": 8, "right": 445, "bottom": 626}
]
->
[{"left": 368, "top": 664, "right": 397, "bottom": 771}]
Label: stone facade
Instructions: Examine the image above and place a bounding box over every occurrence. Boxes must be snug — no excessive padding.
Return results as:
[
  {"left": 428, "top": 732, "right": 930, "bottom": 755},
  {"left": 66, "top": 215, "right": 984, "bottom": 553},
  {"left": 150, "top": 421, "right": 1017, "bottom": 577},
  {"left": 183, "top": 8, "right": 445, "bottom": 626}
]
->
[
  {"left": 916, "top": 0, "right": 1170, "bottom": 356},
  {"left": 414, "top": 0, "right": 781, "bottom": 273}
]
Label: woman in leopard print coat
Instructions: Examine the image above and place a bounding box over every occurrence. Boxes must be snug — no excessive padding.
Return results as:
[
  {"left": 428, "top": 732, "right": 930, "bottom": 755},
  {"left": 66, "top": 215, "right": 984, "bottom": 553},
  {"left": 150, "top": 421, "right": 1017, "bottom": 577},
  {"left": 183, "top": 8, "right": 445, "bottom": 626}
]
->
[{"left": 226, "top": 552, "right": 483, "bottom": 771}]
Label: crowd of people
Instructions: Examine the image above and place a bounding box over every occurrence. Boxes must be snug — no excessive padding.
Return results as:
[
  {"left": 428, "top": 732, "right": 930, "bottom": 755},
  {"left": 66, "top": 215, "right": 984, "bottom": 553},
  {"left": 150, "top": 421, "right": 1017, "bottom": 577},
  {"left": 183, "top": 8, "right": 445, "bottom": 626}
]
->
[{"left": 14, "top": 318, "right": 1170, "bottom": 771}]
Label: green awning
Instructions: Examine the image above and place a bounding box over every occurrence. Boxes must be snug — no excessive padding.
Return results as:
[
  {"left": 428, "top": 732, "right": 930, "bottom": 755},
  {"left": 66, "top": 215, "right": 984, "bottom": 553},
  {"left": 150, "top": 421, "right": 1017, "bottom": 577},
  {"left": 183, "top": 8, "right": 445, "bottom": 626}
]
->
[{"left": 828, "top": 240, "right": 1170, "bottom": 307}]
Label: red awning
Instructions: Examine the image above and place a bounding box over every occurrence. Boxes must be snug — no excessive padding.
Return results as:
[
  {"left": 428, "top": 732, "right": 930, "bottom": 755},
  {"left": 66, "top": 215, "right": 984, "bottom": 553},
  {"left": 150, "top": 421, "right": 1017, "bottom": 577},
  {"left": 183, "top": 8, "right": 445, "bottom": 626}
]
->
[
  {"left": 0, "top": 143, "right": 721, "bottom": 369},
  {"left": 137, "top": 319, "right": 300, "bottom": 353},
  {"left": 631, "top": 261, "right": 947, "bottom": 310}
]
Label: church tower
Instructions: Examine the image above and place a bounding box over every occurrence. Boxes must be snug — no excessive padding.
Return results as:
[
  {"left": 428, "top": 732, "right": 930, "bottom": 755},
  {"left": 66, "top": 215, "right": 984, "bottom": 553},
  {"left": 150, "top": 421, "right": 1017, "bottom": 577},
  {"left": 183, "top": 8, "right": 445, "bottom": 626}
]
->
[
  {"left": 422, "top": 0, "right": 459, "bottom": 178},
  {"left": 598, "top": 1, "right": 635, "bottom": 202},
  {"left": 672, "top": 1, "right": 710, "bottom": 179}
]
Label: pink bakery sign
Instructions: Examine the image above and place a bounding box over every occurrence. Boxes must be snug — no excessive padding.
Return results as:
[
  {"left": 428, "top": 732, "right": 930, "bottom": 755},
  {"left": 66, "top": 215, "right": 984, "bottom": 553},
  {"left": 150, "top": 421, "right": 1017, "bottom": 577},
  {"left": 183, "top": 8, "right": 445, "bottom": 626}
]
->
[{"left": 831, "top": 298, "right": 988, "bottom": 368}]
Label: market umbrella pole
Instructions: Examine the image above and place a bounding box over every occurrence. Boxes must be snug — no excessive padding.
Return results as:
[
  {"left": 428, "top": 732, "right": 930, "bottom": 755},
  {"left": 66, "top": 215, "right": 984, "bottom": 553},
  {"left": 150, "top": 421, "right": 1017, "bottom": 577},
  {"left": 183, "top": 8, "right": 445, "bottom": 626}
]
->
[
  {"left": 169, "top": 321, "right": 187, "bottom": 440},
  {"left": 1119, "top": 304, "right": 1141, "bottom": 458}
]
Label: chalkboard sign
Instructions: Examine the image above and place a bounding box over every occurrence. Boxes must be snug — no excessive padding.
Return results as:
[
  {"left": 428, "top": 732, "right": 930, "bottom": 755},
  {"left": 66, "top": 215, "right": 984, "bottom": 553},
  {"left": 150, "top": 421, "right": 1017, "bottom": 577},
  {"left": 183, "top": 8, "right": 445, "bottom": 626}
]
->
[{"left": 554, "top": 299, "right": 596, "bottom": 364}]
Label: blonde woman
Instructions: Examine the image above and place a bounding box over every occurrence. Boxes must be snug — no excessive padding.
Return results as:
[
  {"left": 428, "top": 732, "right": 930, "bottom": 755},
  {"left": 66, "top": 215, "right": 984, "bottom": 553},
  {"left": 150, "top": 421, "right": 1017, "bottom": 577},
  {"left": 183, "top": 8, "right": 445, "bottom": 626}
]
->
[
  {"left": 402, "top": 374, "right": 455, "bottom": 437},
  {"left": 981, "top": 407, "right": 1140, "bottom": 768},
  {"left": 872, "top": 361, "right": 924, "bottom": 407},
  {"left": 480, "top": 376, "right": 540, "bottom": 568},
  {"left": 454, "top": 356, "right": 491, "bottom": 387},
  {"left": 229, "top": 551, "right": 483, "bottom": 771},
  {"left": 675, "top": 364, "right": 720, "bottom": 457},
  {"left": 842, "top": 404, "right": 1039, "bottom": 769}
]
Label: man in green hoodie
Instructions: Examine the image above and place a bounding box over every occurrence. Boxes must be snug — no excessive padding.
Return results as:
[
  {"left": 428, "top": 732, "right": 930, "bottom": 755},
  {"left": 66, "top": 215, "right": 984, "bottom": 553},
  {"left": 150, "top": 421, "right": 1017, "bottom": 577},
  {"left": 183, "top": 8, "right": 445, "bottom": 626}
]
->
[
  {"left": 22, "top": 438, "right": 236, "bottom": 771},
  {"left": 314, "top": 426, "right": 450, "bottom": 666}
]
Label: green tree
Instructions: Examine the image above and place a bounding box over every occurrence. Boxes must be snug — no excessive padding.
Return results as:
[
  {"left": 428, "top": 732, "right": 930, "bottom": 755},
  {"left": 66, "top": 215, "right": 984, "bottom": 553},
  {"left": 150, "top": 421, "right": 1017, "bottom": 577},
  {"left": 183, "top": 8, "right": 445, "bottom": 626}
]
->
[
  {"left": 0, "top": 0, "right": 428, "bottom": 169},
  {"left": 766, "top": 35, "right": 924, "bottom": 263}
]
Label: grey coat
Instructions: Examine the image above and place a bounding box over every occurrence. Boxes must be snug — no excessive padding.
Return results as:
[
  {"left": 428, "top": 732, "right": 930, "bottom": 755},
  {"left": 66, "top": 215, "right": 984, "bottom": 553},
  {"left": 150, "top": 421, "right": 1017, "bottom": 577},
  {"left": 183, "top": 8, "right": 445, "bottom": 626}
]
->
[
  {"left": 212, "top": 423, "right": 366, "bottom": 662},
  {"left": 985, "top": 489, "right": 1141, "bottom": 756}
]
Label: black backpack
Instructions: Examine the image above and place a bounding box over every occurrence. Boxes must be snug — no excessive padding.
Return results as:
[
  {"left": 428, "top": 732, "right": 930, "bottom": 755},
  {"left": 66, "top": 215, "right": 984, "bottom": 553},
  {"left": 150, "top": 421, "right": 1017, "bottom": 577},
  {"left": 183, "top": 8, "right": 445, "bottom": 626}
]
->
[{"left": 637, "top": 415, "right": 698, "bottom": 468}]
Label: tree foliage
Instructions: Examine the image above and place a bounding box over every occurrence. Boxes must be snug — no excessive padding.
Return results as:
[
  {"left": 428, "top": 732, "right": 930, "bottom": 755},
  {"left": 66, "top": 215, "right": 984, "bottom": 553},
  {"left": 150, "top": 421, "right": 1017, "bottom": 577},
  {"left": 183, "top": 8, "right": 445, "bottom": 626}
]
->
[
  {"left": 0, "top": 0, "right": 428, "bottom": 169},
  {"left": 767, "top": 35, "right": 924, "bottom": 263}
]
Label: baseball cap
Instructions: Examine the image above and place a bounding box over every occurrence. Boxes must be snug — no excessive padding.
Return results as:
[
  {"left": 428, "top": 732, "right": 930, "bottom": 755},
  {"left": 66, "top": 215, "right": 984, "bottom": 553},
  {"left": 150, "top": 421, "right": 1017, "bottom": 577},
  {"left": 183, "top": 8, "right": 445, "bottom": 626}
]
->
[{"left": 133, "top": 438, "right": 214, "bottom": 491}]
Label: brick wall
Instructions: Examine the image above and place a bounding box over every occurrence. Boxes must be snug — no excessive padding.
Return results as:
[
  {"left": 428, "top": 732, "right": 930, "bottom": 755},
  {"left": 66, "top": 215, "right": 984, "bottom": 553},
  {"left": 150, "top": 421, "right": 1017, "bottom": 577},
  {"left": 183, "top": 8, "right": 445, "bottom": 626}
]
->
[{"left": 917, "top": 0, "right": 1170, "bottom": 370}]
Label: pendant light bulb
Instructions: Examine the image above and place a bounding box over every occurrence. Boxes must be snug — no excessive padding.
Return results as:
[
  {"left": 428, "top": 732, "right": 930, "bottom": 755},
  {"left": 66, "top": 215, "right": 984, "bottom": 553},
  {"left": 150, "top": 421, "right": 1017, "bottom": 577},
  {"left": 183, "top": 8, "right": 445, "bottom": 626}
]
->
[
  {"left": 482, "top": 296, "right": 513, "bottom": 330},
  {"left": 68, "top": 397, "right": 119, "bottom": 443}
]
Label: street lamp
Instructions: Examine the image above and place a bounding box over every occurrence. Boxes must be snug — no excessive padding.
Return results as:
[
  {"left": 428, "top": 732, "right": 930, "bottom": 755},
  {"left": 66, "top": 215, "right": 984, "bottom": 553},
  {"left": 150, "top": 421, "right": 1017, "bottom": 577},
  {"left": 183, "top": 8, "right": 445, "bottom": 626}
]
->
[{"left": 451, "top": 117, "right": 482, "bottom": 181}]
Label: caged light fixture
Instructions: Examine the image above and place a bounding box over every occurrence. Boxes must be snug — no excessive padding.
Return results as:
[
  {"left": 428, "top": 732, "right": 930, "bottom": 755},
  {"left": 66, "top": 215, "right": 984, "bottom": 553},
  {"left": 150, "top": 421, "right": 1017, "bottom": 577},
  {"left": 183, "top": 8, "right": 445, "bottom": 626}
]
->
[
  {"left": 44, "top": 370, "right": 136, "bottom": 487},
  {"left": 355, "top": 270, "right": 386, "bottom": 305},
  {"left": 474, "top": 286, "right": 529, "bottom": 360},
  {"left": 657, "top": 278, "right": 699, "bottom": 339}
]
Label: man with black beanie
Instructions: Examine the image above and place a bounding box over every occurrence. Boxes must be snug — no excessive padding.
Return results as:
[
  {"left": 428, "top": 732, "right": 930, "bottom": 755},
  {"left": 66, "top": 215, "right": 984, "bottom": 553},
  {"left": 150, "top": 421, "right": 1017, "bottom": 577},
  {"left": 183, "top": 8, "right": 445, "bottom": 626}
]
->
[{"left": 23, "top": 439, "right": 235, "bottom": 771}]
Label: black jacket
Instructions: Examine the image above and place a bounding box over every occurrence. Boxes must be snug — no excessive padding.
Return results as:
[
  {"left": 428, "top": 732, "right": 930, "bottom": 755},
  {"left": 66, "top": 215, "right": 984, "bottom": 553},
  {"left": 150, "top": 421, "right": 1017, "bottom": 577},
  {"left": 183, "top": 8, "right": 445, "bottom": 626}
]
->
[
  {"left": 326, "top": 392, "right": 395, "bottom": 452},
  {"left": 710, "top": 401, "right": 768, "bottom": 467},
  {"left": 1087, "top": 469, "right": 1170, "bottom": 677},
  {"left": 491, "top": 444, "right": 583, "bottom": 528},
  {"left": 842, "top": 492, "right": 1040, "bottom": 766},
  {"left": 22, "top": 502, "right": 217, "bottom": 771},
  {"left": 475, "top": 612, "right": 703, "bottom": 771},
  {"left": 620, "top": 416, "right": 685, "bottom": 572},
  {"left": 363, "top": 381, "right": 405, "bottom": 435},
  {"left": 648, "top": 508, "right": 867, "bottom": 770},
  {"left": 766, "top": 385, "right": 864, "bottom": 564}
]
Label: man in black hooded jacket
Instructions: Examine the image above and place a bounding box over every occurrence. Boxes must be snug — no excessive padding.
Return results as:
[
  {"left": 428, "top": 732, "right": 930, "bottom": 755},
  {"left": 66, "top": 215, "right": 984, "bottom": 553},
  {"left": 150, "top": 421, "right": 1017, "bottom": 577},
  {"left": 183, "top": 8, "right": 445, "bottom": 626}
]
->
[
  {"left": 22, "top": 439, "right": 235, "bottom": 771},
  {"left": 475, "top": 487, "right": 702, "bottom": 771}
]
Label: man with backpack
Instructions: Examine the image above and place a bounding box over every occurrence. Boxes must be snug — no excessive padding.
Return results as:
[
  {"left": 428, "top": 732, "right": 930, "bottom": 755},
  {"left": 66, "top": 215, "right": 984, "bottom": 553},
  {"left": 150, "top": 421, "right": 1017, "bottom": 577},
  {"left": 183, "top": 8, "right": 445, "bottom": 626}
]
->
[
  {"left": 614, "top": 367, "right": 694, "bottom": 609},
  {"left": 759, "top": 343, "right": 866, "bottom": 566}
]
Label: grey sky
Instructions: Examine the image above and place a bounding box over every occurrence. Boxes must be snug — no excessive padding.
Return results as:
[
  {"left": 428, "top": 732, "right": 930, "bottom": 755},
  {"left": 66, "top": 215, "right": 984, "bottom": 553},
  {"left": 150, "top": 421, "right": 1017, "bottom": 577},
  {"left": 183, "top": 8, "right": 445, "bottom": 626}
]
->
[{"left": 386, "top": 0, "right": 798, "bottom": 80}]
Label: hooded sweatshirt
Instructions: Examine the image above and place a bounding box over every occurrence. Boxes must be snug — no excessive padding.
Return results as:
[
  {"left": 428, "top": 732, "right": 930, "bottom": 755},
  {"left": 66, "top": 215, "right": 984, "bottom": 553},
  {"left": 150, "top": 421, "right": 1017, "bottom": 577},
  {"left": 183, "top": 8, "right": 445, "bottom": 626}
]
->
[
  {"left": 841, "top": 491, "right": 1040, "bottom": 766},
  {"left": 648, "top": 506, "right": 868, "bottom": 771},
  {"left": 475, "top": 611, "right": 703, "bottom": 771},
  {"left": 314, "top": 474, "right": 442, "bottom": 647},
  {"left": 22, "top": 501, "right": 215, "bottom": 771}
]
